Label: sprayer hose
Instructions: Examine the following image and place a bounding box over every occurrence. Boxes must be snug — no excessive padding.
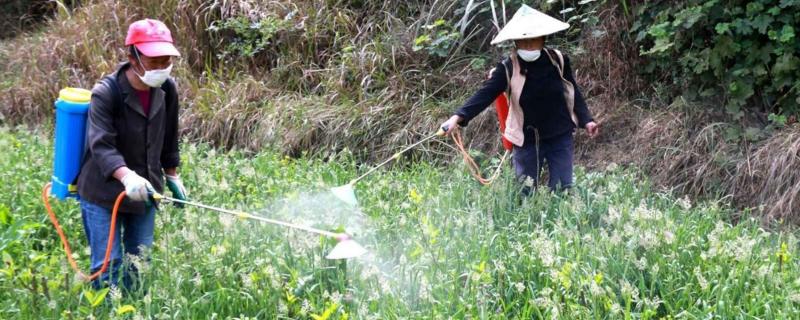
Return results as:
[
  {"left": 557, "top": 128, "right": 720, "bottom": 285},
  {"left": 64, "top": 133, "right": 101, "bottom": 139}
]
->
[
  {"left": 42, "top": 183, "right": 125, "bottom": 282},
  {"left": 450, "top": 127, "right": 511, "bottom": 185}
]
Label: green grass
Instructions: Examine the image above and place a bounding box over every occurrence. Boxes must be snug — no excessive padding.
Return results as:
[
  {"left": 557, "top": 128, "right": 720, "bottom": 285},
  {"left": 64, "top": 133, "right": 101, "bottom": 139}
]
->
[{"left": 1, "top": 127, "right": 799, "bottom": 319}]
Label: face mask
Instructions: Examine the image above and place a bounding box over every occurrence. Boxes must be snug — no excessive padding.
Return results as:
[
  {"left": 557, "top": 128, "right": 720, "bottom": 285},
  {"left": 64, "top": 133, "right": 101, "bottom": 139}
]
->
[
  {"left": 134, "top": 50, "right": 172, "bottom": 87},
  {"left": 517, "top": 49, "right": 541, "bottom": 62}
]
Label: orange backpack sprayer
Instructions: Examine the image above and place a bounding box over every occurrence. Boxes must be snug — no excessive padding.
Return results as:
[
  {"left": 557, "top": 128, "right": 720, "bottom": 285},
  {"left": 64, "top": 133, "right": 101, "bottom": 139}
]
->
[{"left": 42, "top": 87, "right": 128, "bottom": 281}]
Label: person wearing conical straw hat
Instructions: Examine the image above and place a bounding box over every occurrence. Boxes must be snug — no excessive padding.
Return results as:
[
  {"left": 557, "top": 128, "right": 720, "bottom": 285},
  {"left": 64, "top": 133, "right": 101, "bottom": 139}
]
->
[{"left": 440, "top": 4, "right": 599, "bottom": 194}]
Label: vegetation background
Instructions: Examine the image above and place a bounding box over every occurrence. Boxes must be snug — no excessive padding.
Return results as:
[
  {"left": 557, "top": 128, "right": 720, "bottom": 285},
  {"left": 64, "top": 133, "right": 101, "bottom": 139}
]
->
[
  {"left": 2, "top": 0, "right": 798, "bottom": 217},
  {"left": 1, "top": 0, "right": 800, "bottom": 318}
]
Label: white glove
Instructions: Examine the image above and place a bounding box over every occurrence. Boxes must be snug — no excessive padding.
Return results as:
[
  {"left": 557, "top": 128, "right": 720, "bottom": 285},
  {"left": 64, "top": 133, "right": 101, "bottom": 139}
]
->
[{"left": 120, "top": 171, "right": 154, "bottom": 202}]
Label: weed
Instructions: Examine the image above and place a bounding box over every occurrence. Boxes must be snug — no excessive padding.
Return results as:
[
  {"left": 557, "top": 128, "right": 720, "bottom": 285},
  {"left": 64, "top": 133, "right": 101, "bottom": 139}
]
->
[{"left": 2, "top": 129, "right": 800, "bottom": 318}]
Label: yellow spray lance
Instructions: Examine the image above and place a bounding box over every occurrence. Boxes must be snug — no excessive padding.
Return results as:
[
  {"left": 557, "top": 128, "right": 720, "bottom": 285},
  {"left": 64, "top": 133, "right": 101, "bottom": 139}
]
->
[{"left": 150, "top": 193, "right": 366, "bottom": 259}]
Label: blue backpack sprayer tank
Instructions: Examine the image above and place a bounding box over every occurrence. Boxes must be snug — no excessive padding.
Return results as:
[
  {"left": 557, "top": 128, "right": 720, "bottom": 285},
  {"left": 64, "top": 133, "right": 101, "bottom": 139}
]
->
[{"left": 50, "top": 88, "right": 92, "bottom": 199}]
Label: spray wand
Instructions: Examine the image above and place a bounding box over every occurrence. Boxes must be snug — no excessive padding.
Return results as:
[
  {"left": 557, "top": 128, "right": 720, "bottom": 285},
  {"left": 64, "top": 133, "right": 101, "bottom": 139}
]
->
[
  {"left": 331, "top": 128, "right": 446, "bottom": 205},
  {"left": 151, "top": 193, "right": 366, "bottom": 259}
]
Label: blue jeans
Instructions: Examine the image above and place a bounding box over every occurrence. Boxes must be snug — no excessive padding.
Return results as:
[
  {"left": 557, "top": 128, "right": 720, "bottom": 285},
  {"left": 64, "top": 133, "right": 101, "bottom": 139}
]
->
[
  {"left": 80, "top": 200, "right": 155, "bottom": 289},
  {"left": 512, "top": 131, "right": 574, "bottom": 193}
]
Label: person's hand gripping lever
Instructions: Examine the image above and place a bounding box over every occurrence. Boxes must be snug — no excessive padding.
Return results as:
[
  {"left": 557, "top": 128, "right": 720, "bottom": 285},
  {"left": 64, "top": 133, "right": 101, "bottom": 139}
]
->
[
  {"left": 120, "top": 171, "right": 157, "bottom": 208},
  {"left": 439, "top": 115, "right": 463, "bottom": 136}
]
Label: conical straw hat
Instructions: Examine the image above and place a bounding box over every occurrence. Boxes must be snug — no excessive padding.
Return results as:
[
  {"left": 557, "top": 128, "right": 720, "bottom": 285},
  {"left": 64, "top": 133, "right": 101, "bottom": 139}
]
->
[{"left": 490, "top": 5, "right": 570, "bottom": 45}]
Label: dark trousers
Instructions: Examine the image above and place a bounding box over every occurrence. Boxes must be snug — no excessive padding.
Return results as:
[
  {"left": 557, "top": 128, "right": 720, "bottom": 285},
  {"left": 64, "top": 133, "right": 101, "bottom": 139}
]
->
[{"left": 512, "top": 131, "right": 574, "bottom": 193}]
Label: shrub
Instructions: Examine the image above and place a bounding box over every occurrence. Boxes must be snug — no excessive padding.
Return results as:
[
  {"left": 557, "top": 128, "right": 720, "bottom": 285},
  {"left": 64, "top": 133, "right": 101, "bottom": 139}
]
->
[{"left": 634, "top": 0, "right": 800, "bottom": 121}]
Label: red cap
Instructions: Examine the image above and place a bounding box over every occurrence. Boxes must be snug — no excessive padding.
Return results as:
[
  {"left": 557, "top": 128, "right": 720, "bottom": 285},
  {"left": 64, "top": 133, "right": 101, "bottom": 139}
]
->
[{"left": 125, "top": 19, "right": 180, "bottom": 57}]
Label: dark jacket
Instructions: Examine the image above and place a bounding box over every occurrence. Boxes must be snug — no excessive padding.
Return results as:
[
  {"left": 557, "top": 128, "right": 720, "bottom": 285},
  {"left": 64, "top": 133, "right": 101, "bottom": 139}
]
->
[
  {"left": 77, "top": 62, "right": 181, "bottom": 213},
  {"left": 455, "top": 50, "right": 592, "bottom": 141}
]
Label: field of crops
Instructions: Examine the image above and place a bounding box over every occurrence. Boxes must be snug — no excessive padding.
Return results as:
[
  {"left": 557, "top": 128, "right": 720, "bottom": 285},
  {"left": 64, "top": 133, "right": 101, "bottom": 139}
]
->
[{"left": 1, "top": 127, "right": 799, "bottom": 319}]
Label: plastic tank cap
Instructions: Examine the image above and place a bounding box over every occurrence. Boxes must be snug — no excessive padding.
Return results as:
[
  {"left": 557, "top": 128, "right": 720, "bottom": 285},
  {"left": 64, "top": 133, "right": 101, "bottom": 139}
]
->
[{"left": 59, "top": 88, "right": 92, "bottom": 104}]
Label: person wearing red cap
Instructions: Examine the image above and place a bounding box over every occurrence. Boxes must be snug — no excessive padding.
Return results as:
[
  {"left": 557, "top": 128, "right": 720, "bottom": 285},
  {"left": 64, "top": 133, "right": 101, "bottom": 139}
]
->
[{"left": 77, "top": 18, "right": 187, "bottom": 289}]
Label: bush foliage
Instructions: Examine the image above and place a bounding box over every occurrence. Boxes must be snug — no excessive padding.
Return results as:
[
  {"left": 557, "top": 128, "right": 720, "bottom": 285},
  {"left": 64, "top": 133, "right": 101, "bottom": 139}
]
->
[{"left": 634, "top": 0, "right": 800, "bottom": 120}]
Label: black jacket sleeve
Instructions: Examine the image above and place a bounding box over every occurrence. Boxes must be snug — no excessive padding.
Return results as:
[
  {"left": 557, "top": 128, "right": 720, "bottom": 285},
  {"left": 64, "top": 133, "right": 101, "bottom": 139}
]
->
[
  {"left": 160, "top": 79, "right": 181, "bottom": 169},
  {"left": 563, "top": 55, "right": 593, "bottom": 128},
  {"left": 454, "top": 61, "right": 508, "bottom": 127},
  {"left": 87, "top": 83, "right": 127, "bottom": 179}
]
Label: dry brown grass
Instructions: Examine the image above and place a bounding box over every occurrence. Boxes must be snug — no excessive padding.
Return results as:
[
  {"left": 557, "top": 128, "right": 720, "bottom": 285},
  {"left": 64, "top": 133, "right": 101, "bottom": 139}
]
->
[
  {"left": 0, "top": 0, "right": 480, "bottom": 161},
  {"left": 733, "top": 128, "right": 800, "bottom": 221},
  {"left": 0, "top": 0, "right": 218, "bottom": 123},
  {"left": 585, "top": 94, "right": 800, "bottom": 222},
  {"left": 572, "top": 1, "right": 645, "bottom": 121}
]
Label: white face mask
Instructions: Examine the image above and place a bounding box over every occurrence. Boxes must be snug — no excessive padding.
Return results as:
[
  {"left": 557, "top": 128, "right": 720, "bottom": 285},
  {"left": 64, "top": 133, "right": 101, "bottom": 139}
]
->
[
  {"left": 517, "top": 49, "right": 541, "bottom": 62},
  {"left": 134, "top": 50, "right": 172, "bottom": 87}
]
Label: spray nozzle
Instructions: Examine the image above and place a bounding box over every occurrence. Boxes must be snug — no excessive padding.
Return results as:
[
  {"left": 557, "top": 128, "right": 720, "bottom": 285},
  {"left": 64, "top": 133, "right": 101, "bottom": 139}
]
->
[{"left": 326, "top": 233, "right": 367, "bottom": 259}]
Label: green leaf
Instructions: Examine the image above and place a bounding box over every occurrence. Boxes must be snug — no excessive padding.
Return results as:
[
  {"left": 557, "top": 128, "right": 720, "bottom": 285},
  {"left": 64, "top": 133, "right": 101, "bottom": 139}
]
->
[
  {"left": 84, "top": 289, "right": 95, "bottom": 304},
  {"left": 642, "top": 38, "right": 674, "bottom": 55},
  {"left": 715, "top": 23, "right": 731, "bottom": 35},
  {"left": 713, "top": 36, "right": 740, "bottom": 59},
  {"left": 732, "top": 18, "right": 753, "bottom": 35},
  {"left": 647, "top": 22, "right": 671, "bottom": 38},
  {"left": 635, "top": 30, "right": 648, "bottom": 42},
  {"left": 779, "top": 25, "right": 795, "bottom": 42},
  {"left": 768, "top": 29, "right": 779, "bottom": 41},
  {"left": 412, "top": 35, "right": 430, "bottom": 52},
  {"left": 92, "top": 288, "right": 109, "bottom": 307},
  {"left": 768, "top": 113, "right": 788, "bottom": 127},
  {"left": 83, "top": 288, "right": 109, "bottom": 308},
  {"left": 780, "top": 0, "right": 800, "bottom": 8},
  {"left": 751, "top": 15, "right": 774, "bottom": 34},
  {"left": 310, "top": 303, "right": 338, "bottom": 320},
  {"left": 413, "top": 35, "right": 430, "bottom": 46},
  {"left": 673, "top": 6, "right": 704, "bottom": 29},
  {"left": 116, "top": 305, "right": 136, "bottom": 315},
  {"left": 773, "top": 53, "right": 799, "bottom": 75},
  {"left": 745, "top": 2, "right": 765, "bottom": 16},
  {"left": 729, "top": 79, "right": 755, "bottom": 102},
  {"left": 0, "top": 204, "right": 9, "bottom": 225},
  {"left": 752, "top": 64, "right": 768, "bottom": 77}
]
